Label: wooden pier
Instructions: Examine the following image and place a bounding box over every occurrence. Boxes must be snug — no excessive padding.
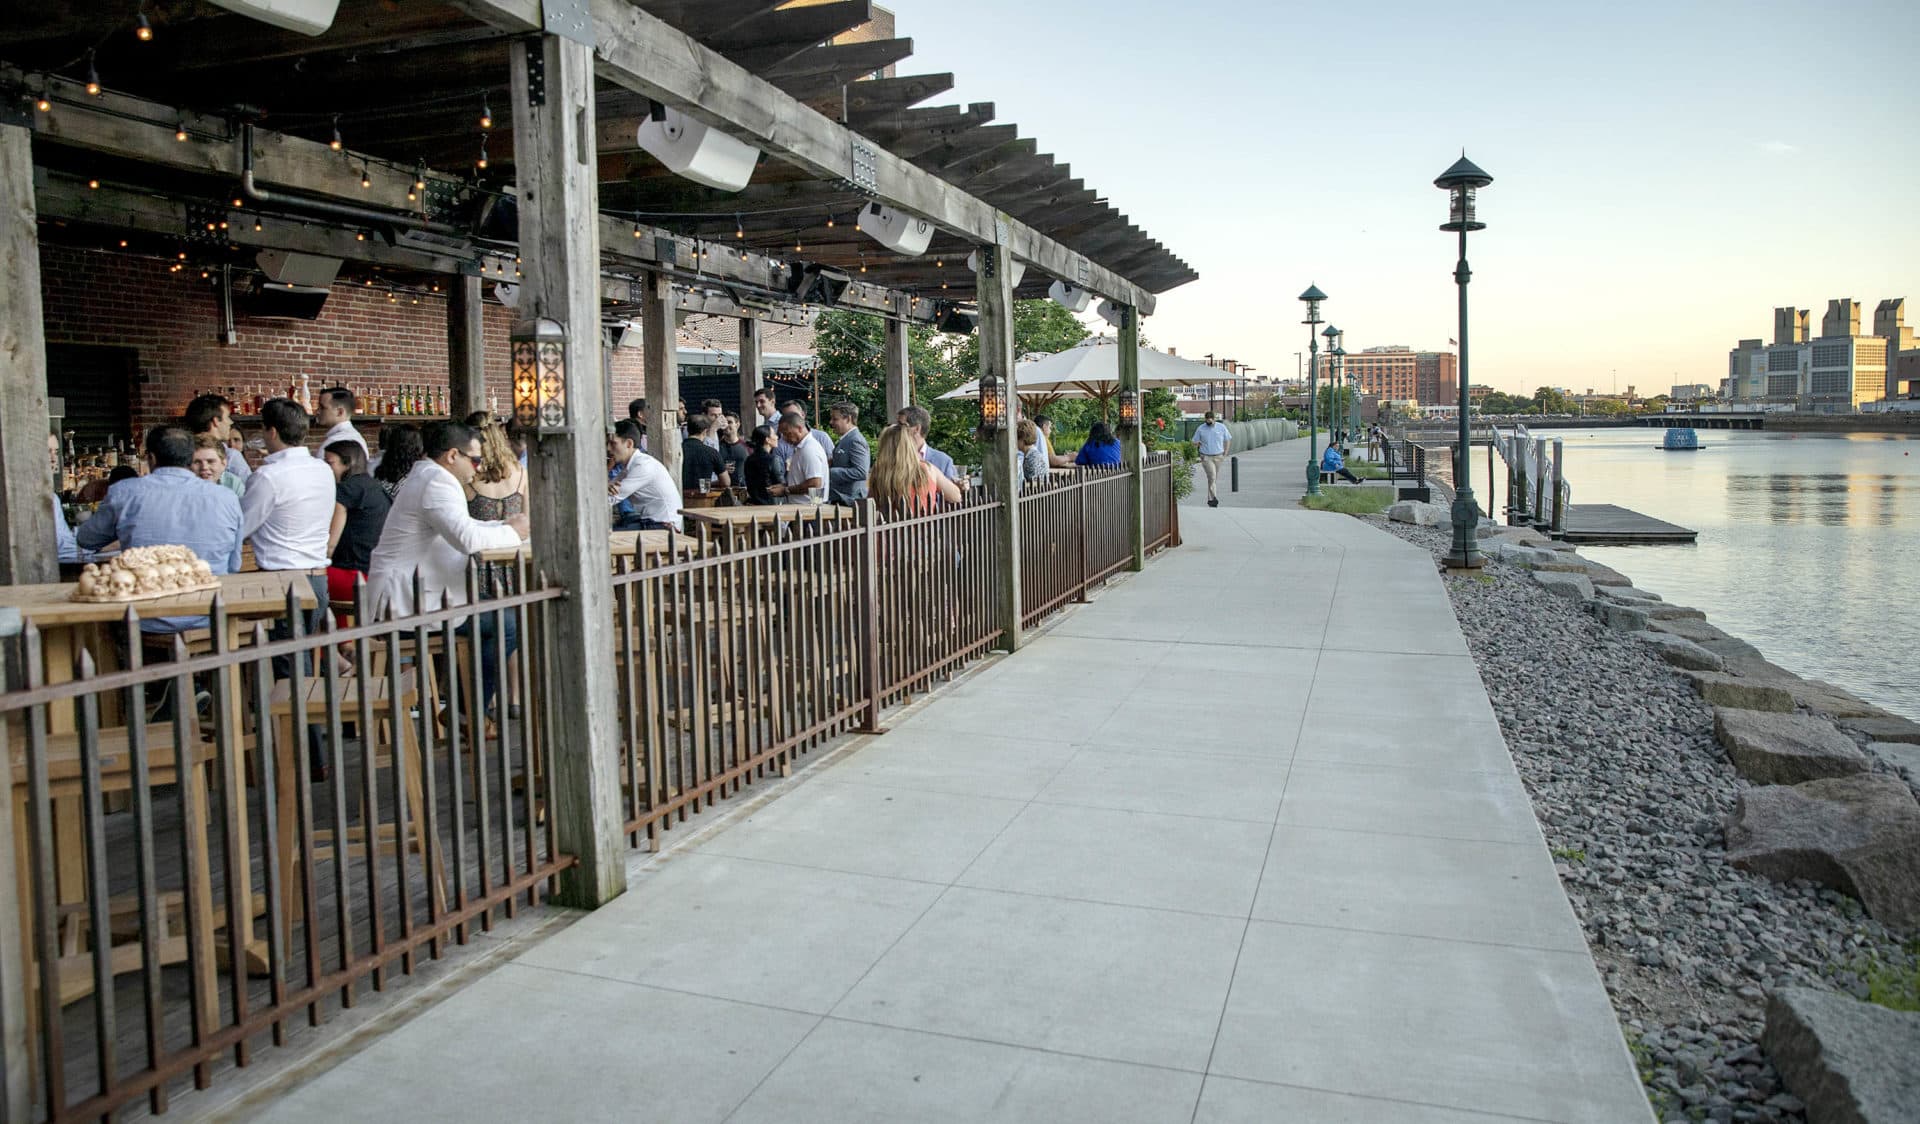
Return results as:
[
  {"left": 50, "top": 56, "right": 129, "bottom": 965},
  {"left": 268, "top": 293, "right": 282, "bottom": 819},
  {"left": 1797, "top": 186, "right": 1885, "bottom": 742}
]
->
[{"left": 1556, "top": 503, "right": 1697, "bottom": 545}]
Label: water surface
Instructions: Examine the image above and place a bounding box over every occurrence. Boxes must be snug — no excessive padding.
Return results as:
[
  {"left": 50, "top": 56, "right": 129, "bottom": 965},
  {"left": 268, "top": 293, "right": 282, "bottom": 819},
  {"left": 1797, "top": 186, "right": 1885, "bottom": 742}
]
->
[{"left": 1484, "top": 429, "right": 1918, "bottom": 721}]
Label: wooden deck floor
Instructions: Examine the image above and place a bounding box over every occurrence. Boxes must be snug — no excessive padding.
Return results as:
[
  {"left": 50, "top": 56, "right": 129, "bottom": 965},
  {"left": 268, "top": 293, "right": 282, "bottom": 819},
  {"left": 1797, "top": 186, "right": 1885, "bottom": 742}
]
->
[{"left": 1557, "top": 503, "right": 1697, "bottom": 545}]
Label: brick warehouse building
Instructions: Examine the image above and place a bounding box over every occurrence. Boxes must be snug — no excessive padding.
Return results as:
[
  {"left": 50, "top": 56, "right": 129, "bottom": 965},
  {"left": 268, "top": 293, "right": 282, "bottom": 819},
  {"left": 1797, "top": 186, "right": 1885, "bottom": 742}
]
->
[
  {"left": 39, "top": 243, "right": 815, "bottom": 450},
  {"left": 1314, "top": 345, "right": 1456, "bottom": 405}
]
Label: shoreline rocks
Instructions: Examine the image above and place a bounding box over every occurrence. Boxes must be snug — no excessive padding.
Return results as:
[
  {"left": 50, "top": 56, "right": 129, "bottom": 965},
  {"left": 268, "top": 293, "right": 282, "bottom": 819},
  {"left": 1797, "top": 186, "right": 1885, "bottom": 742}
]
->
[
  {"left": 1763, "top": 988, "right": 1920, "bottom": 1123},
  {"left": 1724, "top": 774, "right": 1920, "bottom": 929},
  {"left": 1715, "top": 709, "right": 1871, "bottom": 785}
]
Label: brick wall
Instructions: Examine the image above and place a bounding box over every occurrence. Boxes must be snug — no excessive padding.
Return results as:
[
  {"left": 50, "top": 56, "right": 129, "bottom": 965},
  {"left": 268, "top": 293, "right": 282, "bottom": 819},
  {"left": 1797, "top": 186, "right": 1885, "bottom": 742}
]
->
[{"left": 38, "top": 245, "right": 664, "bottom": 443}]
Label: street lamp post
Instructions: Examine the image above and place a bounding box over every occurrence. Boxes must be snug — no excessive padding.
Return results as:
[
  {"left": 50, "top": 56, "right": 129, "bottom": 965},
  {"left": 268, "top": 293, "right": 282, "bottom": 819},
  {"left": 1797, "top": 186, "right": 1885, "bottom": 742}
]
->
[
  {"left": 1300, "top": 285, "right": 1326, "bottom": 494},
  {"left": 1436, "top": 154, "right": 1491, "bottom": 569},
  {"left": 1323, "top": 323, "right": 1342, "bottom": 445}
]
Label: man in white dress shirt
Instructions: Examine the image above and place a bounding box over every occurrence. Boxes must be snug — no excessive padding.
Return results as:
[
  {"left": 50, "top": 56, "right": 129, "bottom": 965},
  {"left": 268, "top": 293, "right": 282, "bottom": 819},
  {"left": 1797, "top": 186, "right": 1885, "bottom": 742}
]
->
[
  {"left": 772, "top": 414, "right": 828, "bottom": 504},
  {"left": 315, "top": 387, "right": 369, "bottom": 459},
  {"left": 366, "top": 421, "right": 529, "bottom": 710},
  {"left": 607, "top": 419, "right": 682, "bottom": 531}
]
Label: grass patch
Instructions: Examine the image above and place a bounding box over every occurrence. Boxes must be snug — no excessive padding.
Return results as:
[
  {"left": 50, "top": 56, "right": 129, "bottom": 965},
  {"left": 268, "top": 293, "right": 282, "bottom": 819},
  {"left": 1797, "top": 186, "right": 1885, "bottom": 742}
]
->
[
  {"left": 1550, "top": 846, "right": 1587, "bottom": 864},
  {"left": 1344, "top": 458, "right": 1389, "bottom": 480},
  {"left": 1300, "top": 488, "right": 1397, "bottom": 516},
  {"left": 1848, "top": 941, "right": 1920, "bottom": 1011}
]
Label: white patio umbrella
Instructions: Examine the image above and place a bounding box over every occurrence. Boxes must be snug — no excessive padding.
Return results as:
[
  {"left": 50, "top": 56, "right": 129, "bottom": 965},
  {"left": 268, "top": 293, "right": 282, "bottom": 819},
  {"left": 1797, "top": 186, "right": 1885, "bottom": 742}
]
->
[{"left": 938, "top": 335, "right": 1225, "bottom": 412}]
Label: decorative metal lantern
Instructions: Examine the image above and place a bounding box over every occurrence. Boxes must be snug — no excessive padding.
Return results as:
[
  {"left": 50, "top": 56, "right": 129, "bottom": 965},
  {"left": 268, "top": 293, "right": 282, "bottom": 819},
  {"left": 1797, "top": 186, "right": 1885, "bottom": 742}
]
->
[
  {"left": 1435, "top": 154, "right": 1492, "bottom": 232},
  {"left": 1116, "top": 388, "right": 1141, "bottom": 431},
  {"left": 510, "top": 317, "right": 570, "bottom": 435},
  {"left": 978, "top": 371, "right": 1009, "bottom": 435},
  {"left": 1298, "top": 283, "right": 1326, "bottom": 325}
]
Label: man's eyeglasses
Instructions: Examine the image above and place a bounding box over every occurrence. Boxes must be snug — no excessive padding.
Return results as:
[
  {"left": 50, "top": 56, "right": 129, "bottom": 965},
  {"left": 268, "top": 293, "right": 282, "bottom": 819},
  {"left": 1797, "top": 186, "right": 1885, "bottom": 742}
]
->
[{"left": 467, "top": 455, "right": 485, "bottom": 467}]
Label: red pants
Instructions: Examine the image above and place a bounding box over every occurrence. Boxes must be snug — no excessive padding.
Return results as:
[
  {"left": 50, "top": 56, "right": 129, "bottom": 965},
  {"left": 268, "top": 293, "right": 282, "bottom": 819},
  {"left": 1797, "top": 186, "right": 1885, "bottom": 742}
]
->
[{"left": 326, "top": 567, "right": 365, "bottom": 623}]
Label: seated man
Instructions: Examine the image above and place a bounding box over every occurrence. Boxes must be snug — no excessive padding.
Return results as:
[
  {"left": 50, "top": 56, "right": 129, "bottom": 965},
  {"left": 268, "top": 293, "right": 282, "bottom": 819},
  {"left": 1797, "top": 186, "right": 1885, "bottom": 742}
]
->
[
  {"left": 366, "top": 421, "right": 529, "bottom": 711},
  {"left": 76, "top": 426, "right": 244, "bottom": 634},
  {"left": 608, "top": 419, "right": 682, "bottom": 531}
]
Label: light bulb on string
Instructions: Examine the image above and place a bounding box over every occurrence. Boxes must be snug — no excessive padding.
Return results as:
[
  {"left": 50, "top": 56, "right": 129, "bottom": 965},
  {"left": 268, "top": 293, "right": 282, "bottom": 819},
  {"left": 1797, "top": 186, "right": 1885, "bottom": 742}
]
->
[
  {"left": 479, "top": 95, "right": 492, "bottom": 130},
  {"left": 88, "top": 178, "right": 100, "bottom": 189},
  {"left": 734, "top": 215, "right": 744, "bottom": 240},
  {"left": 231, "top": 197, "right": 242, "bottom": 208},
  {"left": 826, "top": 213, "right": 835, "bottom": 228},
  {"left": 253, "top": 218, "right": 262, "bottom": 232},
  {"left": 118, "top": 238, "right": 128, "bottom": 248},
  {"left": 361, "top": 165, "right": 371, "bottom": 189},
  {"left": 476, "top": 134, "right": 488, "bottom": 170},
  {"left": 794, "top": 234, "right": 803, "bottom": 253},
  {"left": 85, "top": 51, "right": 101, "bottom": 96},
  {"left": 632, "top": 222, "right": 642, "bottom": 239},
  {"left": 413, "top": 163, "right": 426, "bottom": 191},
  {"left": 329, "top": 116, "right": 343, "bottom": 151},
  {"left": 35, "top": 92, "right": 50, "bottom": 112},
  {"left": 135, "top": 11, "right": 153, "bottom": 41}
]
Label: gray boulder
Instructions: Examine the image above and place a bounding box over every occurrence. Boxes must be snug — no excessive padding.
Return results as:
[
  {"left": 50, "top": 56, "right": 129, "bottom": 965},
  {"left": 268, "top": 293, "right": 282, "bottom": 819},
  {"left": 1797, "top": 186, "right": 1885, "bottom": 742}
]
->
[
  {"left": 1650, "top": 617, "right": 1742, "bottom": 645},
  {"left": 1681, "top": 670, "right": 1795, "bottom": 712},
  {"left": 1628, "top": 630, "right": 1726, "bottom": 672},
  {"left": 1725, "top": 773, "right": 1920, "bottom": 928},
  {"left": 1714, "top": 708, "right": 1870, "bottom": 784},
  {"left": 1579, "top": 560, "right": 1634, "bottom": 587},
  {"left": 1763, "top": 986, "right": 1920, "bottom": 1124},
  {"left": 1869, "top": 741, "right": 1920, "bottom": 780},
  {"left": 1592, "top": 600, "right": 1651, "bottom": 633},
  {"left": 1532, "top": 571, "right": 1594, "bottom": 602},
  {"left": 1697, "top": 635, "right": 1766, "bottom": 664},
  {"left": 1841, "top": 715, "right": 1920, "bottom": 745},
  {"left": 1486, "top": 541, "right": 1559, "bottom": 568},
  {"left": 1598, "top": 585, "right": 1664, "bottom": 603},
  {"left": 1387, "top": 500, "right": 1448, "bottom": 526}
]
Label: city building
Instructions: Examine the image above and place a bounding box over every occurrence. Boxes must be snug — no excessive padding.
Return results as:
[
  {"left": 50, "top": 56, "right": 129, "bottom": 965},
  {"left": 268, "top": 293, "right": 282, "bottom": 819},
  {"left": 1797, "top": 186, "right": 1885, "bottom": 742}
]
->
[
  {"left": 1318, "top": 345, "right": 1456, "bottom": 405},
  {"left": 1669, "top": 383, "right": 1715, "bottom": 402},
  {"left": 1725, "top": 297, "right": 1894, "bottom": 412}
]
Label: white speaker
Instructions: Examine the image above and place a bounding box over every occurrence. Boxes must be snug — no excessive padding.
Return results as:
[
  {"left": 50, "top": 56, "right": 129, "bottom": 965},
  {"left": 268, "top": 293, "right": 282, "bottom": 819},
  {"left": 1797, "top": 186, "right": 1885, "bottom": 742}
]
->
[
  {"left": 1049, "top": 280, "right": 1091, "bottom": 313},
  {"left": 965, "top": 249, "right": 1026, "bottom": 288},
  {"left": 206, "top": 0, "right": 339, "bottom": 35},
  {"left": 857, "top": 203, "right": 935, "bottom": 256},
  {"left": 1096, "top": 299, "right": 1129, "bottom": 328},
  {"left": 493, "top": 282, "right": 520, "bottom": 309},
  {"left": 635, "top": 108, "right": 761, "bottom": 192}
]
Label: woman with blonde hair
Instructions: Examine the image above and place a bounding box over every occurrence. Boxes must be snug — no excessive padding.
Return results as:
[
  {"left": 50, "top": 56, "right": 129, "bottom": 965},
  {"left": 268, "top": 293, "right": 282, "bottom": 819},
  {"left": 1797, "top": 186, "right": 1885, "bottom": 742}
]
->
[{"left": 869, "top": 422, "right": 960, "bottom": 513}]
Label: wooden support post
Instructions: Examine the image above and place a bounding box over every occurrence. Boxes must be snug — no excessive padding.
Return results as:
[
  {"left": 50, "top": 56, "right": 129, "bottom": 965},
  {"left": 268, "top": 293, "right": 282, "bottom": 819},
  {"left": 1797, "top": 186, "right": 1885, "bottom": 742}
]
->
[
  {"left": 0, "top": 610, "right": 29, "bottom": 1123},
  {"left": 884, "top": 312, "right": 912, "bottom": 420},
  {"left": 1117, "top": 305, "right": 1146, "bottom": 572},
  {"left": 641, "top": 270, "right": 680, "bottom": 485},
  {"left": 1533, "top": 437, "right": 1550, "bottom": 529},
  {"left": 0, "top": 126, "right": 57, "bottom": 586},
  {"left": 737, "top": 316, "right": 762, "bottom": 419},
  {"left": 447, "top": 269, "right": 487, "bottom": 421},
  {"left": 975, "top": 243, "right": 1022, "bottom": 651},
  {"left": 1551, "top": 438, "right": 1566, "bottom": 537},
  {"left": 511, "top": 34, "right": 626, "bottom": 908}
]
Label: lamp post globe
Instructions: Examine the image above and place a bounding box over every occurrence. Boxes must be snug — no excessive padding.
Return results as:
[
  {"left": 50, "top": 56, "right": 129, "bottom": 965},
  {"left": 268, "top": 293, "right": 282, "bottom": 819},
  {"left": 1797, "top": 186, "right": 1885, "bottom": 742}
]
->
[
  {"left": 1300, "top": 285, "right": 1327, "bottom": 495},
  {"left": 1436, "top": 154, "right": 1491, "bottom": 568}
]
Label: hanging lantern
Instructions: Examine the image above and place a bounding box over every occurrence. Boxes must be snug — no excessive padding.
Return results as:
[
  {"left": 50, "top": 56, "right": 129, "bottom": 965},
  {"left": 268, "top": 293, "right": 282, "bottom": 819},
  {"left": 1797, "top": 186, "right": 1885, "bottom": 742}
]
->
[
  {"left": 510, "top": 317, "right": 570, "bottom": 436},
  {"left": 1116, "top": 389, "right": 1141, "bottom": 431},
  {"left": 978, "top": 371, "right": 1009, "bottom": 435}
]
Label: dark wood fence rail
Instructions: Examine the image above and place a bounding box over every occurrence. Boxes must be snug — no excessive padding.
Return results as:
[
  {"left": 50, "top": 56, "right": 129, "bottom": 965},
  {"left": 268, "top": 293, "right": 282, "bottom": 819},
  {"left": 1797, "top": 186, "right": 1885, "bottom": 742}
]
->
[
  {"left": 0, "top": 461, "right": 1180, "bottom": 1120},
  {"left": 0, "top": 576, "right": 571, "bottom": 1122}
]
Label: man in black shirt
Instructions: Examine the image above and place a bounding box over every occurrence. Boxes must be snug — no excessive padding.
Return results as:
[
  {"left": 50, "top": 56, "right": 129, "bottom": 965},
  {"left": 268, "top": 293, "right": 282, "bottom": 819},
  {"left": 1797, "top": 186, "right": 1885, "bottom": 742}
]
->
[{"left": 680, "top": 414, "right": 731, "bottom": 493}]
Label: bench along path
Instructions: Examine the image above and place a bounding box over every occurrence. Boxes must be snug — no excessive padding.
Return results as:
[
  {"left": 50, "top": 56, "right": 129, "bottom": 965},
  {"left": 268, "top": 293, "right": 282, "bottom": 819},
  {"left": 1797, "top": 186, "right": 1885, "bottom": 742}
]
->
[{"left": 243, "top": 482, "right": 1651, "bottom": 1123}]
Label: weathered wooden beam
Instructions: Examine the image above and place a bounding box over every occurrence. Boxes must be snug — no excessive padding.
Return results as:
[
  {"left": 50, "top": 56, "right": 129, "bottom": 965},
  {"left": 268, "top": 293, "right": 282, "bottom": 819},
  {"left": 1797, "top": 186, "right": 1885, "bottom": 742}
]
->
[
  {"left": 1118, "top": 302, "right": 1145, "bottom": 571},
  {"left": 737, "top": 316, "right": 762, "bottom": 416},
  {"left": 842, "top": 73, "right": 956, "bottom": 124},
  {"left": 720, "top": 2, "right": 875, "bottom": 70},
  {"left": 883, "top": 307, "right": 910, "bottom": 419},
  {"left": 975, "top": 241, "right": 1022, "bottom": 650},
  {"left": 640, "top": 268, "right": 679, "bottom": 482},
  {"left": 758, "top": 38, "right": 915, "bottom": 83},
  {"left": 0, "top": 125, "right": 57, "bottom": 586},
  {"left": 510, "top": 33, "right": 626, "bottom": 908},
  {"left": 447, "top": 270, "right": 486, "bottom": 419},
  {"left": 643, "top": 0, "right": 785, "bottom": 41}
]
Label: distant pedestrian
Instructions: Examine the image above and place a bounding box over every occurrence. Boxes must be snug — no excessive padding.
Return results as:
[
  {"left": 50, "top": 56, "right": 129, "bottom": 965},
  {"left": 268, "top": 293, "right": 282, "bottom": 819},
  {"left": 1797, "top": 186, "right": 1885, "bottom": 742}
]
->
[
  {"left": 1321, "top": 442, "right": 1361, "bottom": 485},
  {"left": 1194, "top": 411, "right": 1232, "bottom": 507}
]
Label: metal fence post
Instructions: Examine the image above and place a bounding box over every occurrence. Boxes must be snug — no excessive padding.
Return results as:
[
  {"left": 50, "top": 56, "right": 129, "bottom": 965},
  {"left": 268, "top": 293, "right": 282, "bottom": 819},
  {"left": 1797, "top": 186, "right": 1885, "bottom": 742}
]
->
[
  {"left": 856, "top": 501, "right": 885, "bottom": 734},
  {"left": 1075, "top": 470, "right": 1090, "bottom": 603}
]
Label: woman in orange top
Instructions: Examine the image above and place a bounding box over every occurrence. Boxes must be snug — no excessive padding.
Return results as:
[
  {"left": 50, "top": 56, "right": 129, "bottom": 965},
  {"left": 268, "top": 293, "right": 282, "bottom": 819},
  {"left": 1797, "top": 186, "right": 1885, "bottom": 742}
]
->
[{"left": 870, "top": 422, "right": 959, "bottom": 514}]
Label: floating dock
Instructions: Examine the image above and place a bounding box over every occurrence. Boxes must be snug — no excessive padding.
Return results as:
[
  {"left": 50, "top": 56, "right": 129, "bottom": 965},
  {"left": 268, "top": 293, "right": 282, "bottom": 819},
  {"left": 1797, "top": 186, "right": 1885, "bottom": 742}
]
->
[{"left": 1556, "top": 504, "right": 1697, "bottom": 545}]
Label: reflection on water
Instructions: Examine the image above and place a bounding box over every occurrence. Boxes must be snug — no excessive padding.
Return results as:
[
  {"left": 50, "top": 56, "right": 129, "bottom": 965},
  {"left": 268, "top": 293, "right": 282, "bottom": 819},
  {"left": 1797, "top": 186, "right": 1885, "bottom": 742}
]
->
[{"left": 1483, "top": 430, "right": 1918, "bottom": 721}]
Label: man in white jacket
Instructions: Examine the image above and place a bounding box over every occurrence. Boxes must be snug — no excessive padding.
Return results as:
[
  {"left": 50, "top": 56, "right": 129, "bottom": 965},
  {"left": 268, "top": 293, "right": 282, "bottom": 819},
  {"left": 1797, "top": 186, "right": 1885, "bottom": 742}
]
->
[{"left": 366, "top": 421, "right": 528, "bottom": 709}]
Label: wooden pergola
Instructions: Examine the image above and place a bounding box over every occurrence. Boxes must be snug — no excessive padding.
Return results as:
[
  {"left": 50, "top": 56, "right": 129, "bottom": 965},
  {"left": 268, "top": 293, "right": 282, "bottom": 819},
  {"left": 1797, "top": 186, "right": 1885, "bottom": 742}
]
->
[{"left": 0, "top": 0, "right": 1193, "bottom": 915}]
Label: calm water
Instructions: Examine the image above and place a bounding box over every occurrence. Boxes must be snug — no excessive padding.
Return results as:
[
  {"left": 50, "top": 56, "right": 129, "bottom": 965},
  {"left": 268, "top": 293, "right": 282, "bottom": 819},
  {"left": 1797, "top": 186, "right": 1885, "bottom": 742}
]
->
[{"left": 1483, "top": 429, "right": 1919, "bottom": 721}]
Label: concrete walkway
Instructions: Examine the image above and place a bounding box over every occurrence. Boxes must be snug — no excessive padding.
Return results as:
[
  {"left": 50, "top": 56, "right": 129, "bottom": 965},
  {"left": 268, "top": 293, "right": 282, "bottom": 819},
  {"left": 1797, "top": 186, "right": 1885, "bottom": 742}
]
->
[{"left": 245, "top": 446, "right": 1649, "bottom": 1124}]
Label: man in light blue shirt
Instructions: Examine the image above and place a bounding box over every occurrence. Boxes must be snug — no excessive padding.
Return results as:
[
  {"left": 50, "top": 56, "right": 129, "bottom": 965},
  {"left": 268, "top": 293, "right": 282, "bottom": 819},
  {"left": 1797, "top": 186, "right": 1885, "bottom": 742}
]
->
[
  {"left": 1194, "top": 411, "right": 1232, "bottom": 507},
  {"left": 77, "top": 426, "right": 244, "bottom": 634}
]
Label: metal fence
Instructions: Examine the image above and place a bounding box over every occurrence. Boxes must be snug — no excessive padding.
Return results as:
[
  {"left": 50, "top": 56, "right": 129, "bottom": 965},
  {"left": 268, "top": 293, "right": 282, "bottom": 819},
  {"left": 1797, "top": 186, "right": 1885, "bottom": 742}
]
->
[
  {"left": 0, "top": 461, "right": 1181, "bottom": 1120},
  {"left": 0, "top": 576, "right": 571, "bottom": 1122}
]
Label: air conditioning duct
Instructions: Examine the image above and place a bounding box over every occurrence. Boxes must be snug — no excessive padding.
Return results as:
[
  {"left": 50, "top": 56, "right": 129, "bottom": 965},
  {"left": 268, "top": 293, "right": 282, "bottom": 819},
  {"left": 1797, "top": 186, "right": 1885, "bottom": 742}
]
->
[
  {"left": 240, "top": 282, "right": 330, "bottom": 321},
  {"left": 966, "top": 249, "right": 1026, "bottom": 288},
  {"left": 206, "top": 0, "right": 340, "bottom": 36},
  {"left": 856, "top": 202, "right": 934, "bottom": 256},
  {"left": 635, "top": 106, "right": 761, "bottom": 192},
  {"left": 1048, "top": 280, "right": 1091, "bottom": 312}
]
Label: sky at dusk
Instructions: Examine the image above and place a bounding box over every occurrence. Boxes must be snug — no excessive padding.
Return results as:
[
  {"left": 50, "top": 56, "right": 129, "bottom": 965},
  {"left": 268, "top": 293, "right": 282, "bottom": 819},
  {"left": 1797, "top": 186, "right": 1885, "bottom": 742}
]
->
[{"left": 887, "top": 0, "right": 1918, "bottom": 396}]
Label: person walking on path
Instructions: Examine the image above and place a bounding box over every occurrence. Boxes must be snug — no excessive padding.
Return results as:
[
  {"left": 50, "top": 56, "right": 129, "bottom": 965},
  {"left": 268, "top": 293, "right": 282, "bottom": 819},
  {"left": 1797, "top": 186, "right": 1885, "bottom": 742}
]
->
[
  {"left": 1321, "top": 441, "right": 1362, "bottom": 485},
  {"left": 1194, "top": 411, "right": 1232, "bottom": 507}
]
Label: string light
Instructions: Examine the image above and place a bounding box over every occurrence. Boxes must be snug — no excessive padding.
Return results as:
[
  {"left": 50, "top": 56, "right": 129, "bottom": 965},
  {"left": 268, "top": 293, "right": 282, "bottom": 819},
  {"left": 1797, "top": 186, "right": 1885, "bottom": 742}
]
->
[
  {"left": 479, "top": 95, "right": 492, "bottom": 130},
  {"left": 413, "top": 163, "right": 426, "bottom": 191},
  {"left": 36, "top": 91, "right": 50, "bottom": 112},
  {"left": 135, "top": 10, "right": 153, "bottom": 41},
  {"left": 253, "top": 218, "right": 262, "bottom": 232},
  {"left": 176, "top": 251, "right": 186, "bottom": 260},
  {"left": 632, "top": 222, "right": 642, "bottom": 238},
  {"left": 356, "top": 231, "right": 366, "bottom": 241},
  {"left": 734, "top": 215, "right": 744, "bottom": 240},
  {"left": 88, "top": 178, "right": 100, "bottom": 189},
  {"left": 476, "top": 133, "right": 488, "bottom": 170},
  {"left": 85, "top": 50, "right": 101, "bottom": 96},
  {"left": 329, "top": 115, "right": 343, "bottom": 151},
  {"left": 118, "top": 238, "right": 128, "bottom": 247},
  {"left": 361, "top": 165, "right": 372, "bottom": 189},
  {"left": 794, "top": 234, "right": 803, "bottom": 253},
  {"left": 231, "top": 197, "right": 242, "bottom": 208},
  {"left": 175, "top": 121, "right": 188, "bottom": 141},
  {"left": 825, "top": 213, "right": 835, "bottom": 228}
]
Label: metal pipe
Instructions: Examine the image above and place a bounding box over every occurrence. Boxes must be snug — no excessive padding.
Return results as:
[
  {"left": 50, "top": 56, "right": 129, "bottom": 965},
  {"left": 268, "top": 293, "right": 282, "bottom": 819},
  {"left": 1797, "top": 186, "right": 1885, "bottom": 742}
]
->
[{"left": 238, "top": 123, "right": 465, "bottom": 236}]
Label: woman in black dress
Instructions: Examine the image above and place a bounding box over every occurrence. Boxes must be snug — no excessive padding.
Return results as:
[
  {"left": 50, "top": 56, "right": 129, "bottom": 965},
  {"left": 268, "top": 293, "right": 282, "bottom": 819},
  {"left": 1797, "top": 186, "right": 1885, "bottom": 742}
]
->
[{"left": 743, "top": 424, "right": 780, "bottom": 505}]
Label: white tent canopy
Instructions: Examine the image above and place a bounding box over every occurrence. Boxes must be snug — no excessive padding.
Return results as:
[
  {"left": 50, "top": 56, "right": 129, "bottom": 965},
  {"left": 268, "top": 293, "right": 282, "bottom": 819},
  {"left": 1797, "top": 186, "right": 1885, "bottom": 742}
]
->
[{"left": 938, "top": 335, "right": 1229, "bottom": 402}]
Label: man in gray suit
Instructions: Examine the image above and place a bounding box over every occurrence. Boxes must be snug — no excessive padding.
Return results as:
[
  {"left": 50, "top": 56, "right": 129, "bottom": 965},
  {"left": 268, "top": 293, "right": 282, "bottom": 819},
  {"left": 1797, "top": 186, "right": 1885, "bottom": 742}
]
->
[{"left": 826, "top": 401, "right": 870, "bottom": 504}]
